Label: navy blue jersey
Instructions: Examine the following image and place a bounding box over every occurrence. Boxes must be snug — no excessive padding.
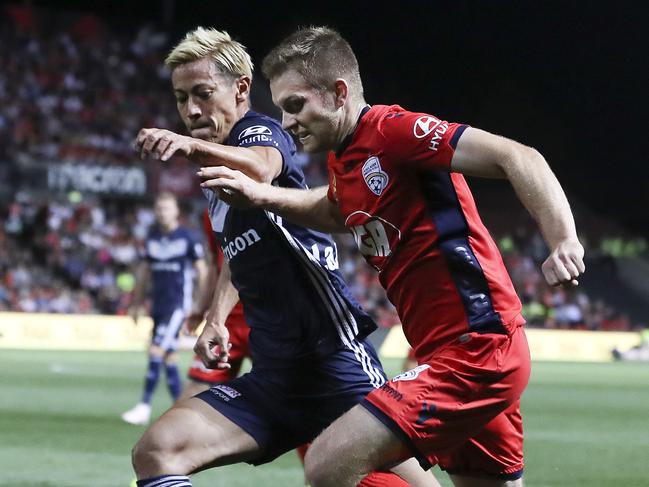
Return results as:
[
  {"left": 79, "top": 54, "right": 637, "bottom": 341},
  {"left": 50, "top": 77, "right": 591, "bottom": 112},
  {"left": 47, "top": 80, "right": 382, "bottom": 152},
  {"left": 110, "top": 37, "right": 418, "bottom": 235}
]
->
[
  {"left": 204, "top": 110, "right": 377, "bottom": 368},
  {"left": 144, "top": 225, "right": 204, "bottom": 315}
]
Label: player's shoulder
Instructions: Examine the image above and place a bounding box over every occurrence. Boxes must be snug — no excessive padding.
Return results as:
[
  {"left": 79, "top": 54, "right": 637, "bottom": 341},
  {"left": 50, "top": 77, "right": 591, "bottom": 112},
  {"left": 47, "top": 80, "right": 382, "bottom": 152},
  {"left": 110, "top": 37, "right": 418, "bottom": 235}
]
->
[
  {"left": 358, "top": 104, "right": 418, "bottom": 143},
  {"left": 369, "top": 104, "right": 440, "bottom": 133},
  {"left": 229, "top": 110, "right": 287, "bottom": 145}
]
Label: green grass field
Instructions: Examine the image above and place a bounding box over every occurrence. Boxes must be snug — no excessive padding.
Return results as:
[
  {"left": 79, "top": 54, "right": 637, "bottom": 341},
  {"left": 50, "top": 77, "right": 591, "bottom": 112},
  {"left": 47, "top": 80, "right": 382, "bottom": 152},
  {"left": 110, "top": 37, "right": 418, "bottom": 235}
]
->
[{"left": 1, "top": 349, "right": 648, "bottom": 487}]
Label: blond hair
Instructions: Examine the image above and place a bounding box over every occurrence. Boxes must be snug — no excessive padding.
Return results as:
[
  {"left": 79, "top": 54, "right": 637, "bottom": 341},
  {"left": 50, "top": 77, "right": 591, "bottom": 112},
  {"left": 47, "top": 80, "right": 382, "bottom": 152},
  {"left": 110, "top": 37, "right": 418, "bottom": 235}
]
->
[{"left": 165, "top": 27, "right": 253, "bottom": 79}]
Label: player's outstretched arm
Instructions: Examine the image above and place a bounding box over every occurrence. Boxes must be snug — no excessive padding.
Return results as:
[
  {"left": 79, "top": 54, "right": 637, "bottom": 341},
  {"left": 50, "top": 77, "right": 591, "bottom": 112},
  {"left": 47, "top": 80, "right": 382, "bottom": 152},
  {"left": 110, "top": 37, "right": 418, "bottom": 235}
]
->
[
  {"left": 194, "top": 259, "right": 239, "bottom": 369},
  {"left": 198, "top": 165, "right": 347, "bottom": 233},
  {"left": 450, "top": 127, "right": 585, "bottom": 286},
  {"left": 135, "top": 128, "right": 282, "bottom": 183}
]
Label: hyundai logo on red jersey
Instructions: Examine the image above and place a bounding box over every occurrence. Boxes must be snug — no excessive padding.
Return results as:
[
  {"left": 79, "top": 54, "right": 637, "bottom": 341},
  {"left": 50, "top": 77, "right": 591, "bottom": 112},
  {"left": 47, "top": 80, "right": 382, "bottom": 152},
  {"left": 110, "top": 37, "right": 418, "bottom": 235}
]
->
[{"left": 413, "top": 116, "right": 443, "bottom": 139}]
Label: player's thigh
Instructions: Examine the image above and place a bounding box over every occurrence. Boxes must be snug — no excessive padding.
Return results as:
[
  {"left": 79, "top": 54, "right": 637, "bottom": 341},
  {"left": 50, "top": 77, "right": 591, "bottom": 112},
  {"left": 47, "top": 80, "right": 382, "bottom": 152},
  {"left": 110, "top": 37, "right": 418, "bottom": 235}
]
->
[
  {"left": 449, "top": 474, "right": 523, "bottom": 487},
  {"left": 177, "top": 380, "right": 210, "bottom": 402},
  {"left": 135, "top": 397, "right": 260, "bottom": 472},
  {"left": 306, "top": 404, "right": 410, "bottom": 475}
]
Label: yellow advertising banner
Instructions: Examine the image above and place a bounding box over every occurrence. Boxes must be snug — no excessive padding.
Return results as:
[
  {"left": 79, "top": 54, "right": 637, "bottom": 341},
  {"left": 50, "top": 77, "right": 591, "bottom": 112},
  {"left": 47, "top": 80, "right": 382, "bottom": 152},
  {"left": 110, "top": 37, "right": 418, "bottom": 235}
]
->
[{"left": 0, "top": 312, "right": 153, "bottom": 351}]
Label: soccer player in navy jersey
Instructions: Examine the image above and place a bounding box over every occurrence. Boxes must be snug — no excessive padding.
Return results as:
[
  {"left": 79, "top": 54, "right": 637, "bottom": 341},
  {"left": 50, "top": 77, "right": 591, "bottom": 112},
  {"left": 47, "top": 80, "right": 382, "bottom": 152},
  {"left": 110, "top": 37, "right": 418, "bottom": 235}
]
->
[
  {"left": 129, "top": 27, "right": 437, "bottom": 487},
  {"left": 122, "top": 192, "right": 209, "bottom": 425},
  {"left": 198, "top": 27, "right": 586, "bottom": 487}
]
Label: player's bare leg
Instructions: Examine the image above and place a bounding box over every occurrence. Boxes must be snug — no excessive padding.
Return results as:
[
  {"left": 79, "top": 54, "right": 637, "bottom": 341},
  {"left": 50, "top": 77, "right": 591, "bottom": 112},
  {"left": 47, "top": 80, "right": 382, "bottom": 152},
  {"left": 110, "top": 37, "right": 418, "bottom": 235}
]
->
[
  {"left": 390, "top": 458, "right": 440, "bottom": 487},
  {"left": 304, "top": 404, "right": 440, "bottom": 487},
  {"left": 449, "top": 475, "right": 523, "bottom": 487},
  {"left": 132, "top": 397, "right": 260, "bottom": 479}
]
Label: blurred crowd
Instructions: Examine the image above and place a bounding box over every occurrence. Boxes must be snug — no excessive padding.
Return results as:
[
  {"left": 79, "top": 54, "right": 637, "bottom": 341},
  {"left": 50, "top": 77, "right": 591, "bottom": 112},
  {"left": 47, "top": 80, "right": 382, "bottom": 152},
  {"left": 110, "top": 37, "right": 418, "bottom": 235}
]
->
[
  {"left": 0, "top": 5, "right": 180, "bottom": 170},
  {"left": 1, "top": 5, "right": 645, "bottom": 331},
  {"left": 1, "top": 191, "right": 643, "bottom": 331}
]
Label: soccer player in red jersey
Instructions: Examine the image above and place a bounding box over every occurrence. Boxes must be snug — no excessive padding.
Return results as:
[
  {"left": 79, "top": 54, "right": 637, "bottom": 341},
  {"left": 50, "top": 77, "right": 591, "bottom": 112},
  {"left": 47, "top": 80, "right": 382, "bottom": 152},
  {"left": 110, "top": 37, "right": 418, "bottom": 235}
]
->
[{"left": 199, "top": 27, "right": 585, "bottom": 487}]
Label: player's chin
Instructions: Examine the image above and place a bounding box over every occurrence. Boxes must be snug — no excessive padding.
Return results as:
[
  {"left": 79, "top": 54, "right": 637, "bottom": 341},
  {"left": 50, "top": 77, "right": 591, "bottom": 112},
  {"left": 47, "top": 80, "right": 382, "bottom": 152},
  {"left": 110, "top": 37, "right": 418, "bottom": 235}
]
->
[{"left": 300, "top": 135, "right": 324, "bottom": 153}]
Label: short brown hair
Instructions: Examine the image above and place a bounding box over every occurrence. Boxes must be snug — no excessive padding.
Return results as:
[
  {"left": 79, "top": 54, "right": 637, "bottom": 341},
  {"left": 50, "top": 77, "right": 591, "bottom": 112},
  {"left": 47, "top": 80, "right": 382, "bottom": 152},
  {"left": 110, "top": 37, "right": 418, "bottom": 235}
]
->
[{"left": 262, "top": 26, "right": 363, "bottom": 96}]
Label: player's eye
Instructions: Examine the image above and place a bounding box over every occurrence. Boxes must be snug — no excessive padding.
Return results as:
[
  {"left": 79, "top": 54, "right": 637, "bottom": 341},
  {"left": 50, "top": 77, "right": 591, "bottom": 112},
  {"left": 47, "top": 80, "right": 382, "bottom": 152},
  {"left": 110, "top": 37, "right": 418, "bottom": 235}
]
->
[
  {"left": 198, "top": 91, "right": 212, "bottom": 100},
  {"left": 175, "top": 95, "right": 187, "bottom": 104},
  {"left": 285, "top": 98, "right": 304, "bottom": 114}
]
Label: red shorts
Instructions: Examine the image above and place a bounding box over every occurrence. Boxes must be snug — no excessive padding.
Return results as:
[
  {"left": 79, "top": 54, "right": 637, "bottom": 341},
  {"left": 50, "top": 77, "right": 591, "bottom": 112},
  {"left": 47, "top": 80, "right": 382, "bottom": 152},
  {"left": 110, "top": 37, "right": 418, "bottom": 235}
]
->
[
  {"left": 187, "top": 314, "right": 250, "bottom": 384},
  {"left": 363, "top": 326, "right": 530, "bottom": 479}
]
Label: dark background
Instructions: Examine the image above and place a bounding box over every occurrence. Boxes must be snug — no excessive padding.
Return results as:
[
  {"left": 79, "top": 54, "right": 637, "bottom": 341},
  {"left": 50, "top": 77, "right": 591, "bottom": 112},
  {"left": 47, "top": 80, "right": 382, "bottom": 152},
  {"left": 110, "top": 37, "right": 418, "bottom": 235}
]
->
[{"left": 21, "top": 0, "right": 649, "bottom": 234}]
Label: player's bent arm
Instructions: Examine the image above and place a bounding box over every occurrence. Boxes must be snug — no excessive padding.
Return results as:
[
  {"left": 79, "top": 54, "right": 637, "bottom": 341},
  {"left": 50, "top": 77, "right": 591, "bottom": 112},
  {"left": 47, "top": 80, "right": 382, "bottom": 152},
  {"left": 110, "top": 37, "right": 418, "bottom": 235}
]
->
[
  {"left": 451, "top": 127, "right": 585, "bottom": 284},
  {"left": 190, "top": 140, "right": 282, "bottom": 184},
  {"left": 198, "top": 165, "right": 347, "bottom": 233},
  {"left": 195, "top": 260, "right": 240, "bottom": 369},
  {"left": 136, "top": 128, "right": 281, "bottom": 183},
  {"left": 206, "top": 259, "right": 239, "bottom": 328},
  {"left": 257, "top": 185, "right": 347, "bottom": 233}
]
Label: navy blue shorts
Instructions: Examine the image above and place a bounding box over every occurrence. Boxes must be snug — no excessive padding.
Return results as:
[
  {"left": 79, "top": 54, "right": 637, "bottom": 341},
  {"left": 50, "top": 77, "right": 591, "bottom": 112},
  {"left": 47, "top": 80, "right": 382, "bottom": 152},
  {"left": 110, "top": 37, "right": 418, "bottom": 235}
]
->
[
  {"left": 151, "top": 308, "right": 186, "bottom": 352},
  {"left": 196, "top": 338, "right": 386, "bottom": 465}
]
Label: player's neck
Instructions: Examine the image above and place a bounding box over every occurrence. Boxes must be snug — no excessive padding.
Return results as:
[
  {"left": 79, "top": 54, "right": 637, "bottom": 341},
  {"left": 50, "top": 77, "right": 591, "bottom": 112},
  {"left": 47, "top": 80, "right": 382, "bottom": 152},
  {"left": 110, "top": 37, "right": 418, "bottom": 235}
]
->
[
  {"left": 334, "top": 100, "right": 368, "bottom": 153},
  {"left": 236, "top": 101, "right": 251, "bottom": 121}
]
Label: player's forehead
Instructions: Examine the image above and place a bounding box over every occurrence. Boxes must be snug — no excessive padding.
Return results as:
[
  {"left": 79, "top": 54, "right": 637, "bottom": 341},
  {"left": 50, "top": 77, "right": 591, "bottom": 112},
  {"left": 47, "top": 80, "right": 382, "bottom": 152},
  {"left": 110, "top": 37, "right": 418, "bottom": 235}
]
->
[
  {"left": 171, "top": 57, "right": 222, "bottom": 91},
  {"left": 270, "top": 69, "right": 315, "bottom": 107}
]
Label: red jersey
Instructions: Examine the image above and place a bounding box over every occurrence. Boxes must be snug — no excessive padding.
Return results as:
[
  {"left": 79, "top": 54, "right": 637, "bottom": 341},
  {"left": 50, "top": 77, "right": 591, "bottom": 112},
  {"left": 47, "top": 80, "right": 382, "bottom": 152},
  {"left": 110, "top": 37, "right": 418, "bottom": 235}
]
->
[{"left": 327, "top": 105, "right": 524, "bottom": 362}]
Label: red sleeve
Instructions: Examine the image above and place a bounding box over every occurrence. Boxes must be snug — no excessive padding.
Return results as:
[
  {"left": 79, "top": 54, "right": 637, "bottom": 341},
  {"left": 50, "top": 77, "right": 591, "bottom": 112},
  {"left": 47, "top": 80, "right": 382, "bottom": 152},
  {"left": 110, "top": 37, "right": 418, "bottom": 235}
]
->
[{"left": 379, "top": 109, "right": 468, "bottom": 172}]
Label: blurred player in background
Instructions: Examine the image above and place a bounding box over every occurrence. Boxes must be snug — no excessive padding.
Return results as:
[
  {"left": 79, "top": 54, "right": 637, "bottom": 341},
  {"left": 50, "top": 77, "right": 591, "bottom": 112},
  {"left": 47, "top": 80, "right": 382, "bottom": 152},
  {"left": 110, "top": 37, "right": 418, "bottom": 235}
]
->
[
  {"left": 199, "top": 26, "right": 586, "bottom": 487},
  {"left": 130, "top": 27, "right": 437, "bottom": 487},
  {"left": 178, "top": 209, "right": 250, "bottom": 401},
  {"left": 122, "top": 192, "right": 209, "bottom": 425}
]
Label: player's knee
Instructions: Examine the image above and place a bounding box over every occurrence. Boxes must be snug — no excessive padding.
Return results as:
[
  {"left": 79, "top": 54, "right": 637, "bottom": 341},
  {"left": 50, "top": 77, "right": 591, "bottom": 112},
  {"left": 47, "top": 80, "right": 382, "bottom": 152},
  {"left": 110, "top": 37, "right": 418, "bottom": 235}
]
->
[
  {"left": 304, "top": 443, "right": 338, "bottom": 487},
  {"left": 149, "top": 344, "right": 164, "bottom": 357},
  {"left": 132, "top": 422, "right": 187, "bottom": 475}
]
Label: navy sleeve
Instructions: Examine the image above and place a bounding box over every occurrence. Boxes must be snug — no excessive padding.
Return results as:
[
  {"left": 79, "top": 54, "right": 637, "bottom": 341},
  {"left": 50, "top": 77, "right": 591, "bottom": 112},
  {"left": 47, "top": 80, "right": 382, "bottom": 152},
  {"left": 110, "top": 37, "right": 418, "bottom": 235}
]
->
[{"left": 229, "top": 115, "right": 297, "bottom": 178}]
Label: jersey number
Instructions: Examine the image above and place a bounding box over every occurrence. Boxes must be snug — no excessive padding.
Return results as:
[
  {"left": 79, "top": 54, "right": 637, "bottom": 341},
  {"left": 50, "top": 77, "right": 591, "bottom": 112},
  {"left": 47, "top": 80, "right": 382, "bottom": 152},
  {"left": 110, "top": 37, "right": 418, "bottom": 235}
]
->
[
  {"left": 350, "top": 220, "right": 391, "bottom": 257},
  {"left": 309, "top": 244, "right": 339, "bottom": 270}
]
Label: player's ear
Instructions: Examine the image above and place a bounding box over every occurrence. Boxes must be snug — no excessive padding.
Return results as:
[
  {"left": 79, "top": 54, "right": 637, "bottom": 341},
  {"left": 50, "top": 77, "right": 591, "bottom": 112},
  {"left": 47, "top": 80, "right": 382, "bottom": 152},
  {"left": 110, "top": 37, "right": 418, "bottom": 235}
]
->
[
  {"left": 235, "top": 75, "right": 252, "bottom": 103},
  {"left": 333, "top": 79, "right": 349, "bottom": 109}
]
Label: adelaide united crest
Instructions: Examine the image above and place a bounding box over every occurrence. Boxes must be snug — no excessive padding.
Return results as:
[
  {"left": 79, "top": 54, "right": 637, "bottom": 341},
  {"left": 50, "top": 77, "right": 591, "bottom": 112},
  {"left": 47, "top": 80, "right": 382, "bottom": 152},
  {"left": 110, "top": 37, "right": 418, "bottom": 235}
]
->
[{"left": 362, "top": 156, "right": 389, "bottom": 196}]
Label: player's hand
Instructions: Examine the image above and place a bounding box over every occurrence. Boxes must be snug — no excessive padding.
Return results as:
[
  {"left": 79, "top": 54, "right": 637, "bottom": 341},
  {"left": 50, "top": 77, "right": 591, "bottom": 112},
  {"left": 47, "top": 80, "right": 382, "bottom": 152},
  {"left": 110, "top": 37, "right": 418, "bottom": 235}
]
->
[
  {"left": 135, "top": 128, "right": 196, "bottom": 161},
  {"left": 197, "top": 166, "right": 264, "bottom": 208},
  {"left": 541, "top": 238, "right": 585, "bottom": 287},
  {"left": 194, "top": 323, "right": 231, "bottom": 370}
]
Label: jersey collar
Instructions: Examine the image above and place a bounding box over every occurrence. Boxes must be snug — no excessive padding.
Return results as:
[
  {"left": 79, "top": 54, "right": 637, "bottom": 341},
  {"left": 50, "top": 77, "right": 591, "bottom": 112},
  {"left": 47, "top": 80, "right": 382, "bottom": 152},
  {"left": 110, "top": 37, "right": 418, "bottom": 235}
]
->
[{"left": 334, "top": 105, "right": 371, "bottom": 158}]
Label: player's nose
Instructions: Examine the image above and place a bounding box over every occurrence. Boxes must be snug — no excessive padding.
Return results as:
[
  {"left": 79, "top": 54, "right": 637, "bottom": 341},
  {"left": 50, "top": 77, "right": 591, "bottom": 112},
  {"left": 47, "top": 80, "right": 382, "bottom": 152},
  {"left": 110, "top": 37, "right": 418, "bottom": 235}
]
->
[
  {"left": 187, "top": 97, "right": 202, "bottom": 117},
  {"left": 281, "top": 112, "right": 297, "bottom": 131}
]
